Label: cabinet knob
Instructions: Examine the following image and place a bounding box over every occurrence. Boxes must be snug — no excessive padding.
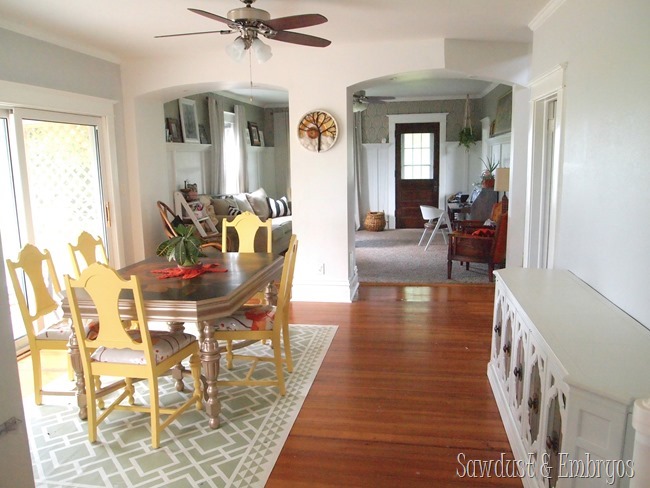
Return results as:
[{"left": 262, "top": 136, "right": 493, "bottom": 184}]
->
[
  {"left": 494, "top": 324, "right": 502, "bottom": 335},
  {"left": 503, "top": 343, "right": 511, "bottom": 355},
  {"left": 513, "top": 365, "right": 523, "bottom": 380},
  {"left": 528, "top": 395, "right": 539, "bottom": 413}
]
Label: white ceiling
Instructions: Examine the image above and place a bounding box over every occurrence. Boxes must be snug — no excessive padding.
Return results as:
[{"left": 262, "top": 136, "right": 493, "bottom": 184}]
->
[{"left": 0, "top": 0, "right": 550, "bottom": 104}]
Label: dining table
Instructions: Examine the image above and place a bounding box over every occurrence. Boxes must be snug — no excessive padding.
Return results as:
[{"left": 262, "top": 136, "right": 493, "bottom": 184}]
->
[{"left": 63, "top": 252, "right": 284, "bottom": 429}]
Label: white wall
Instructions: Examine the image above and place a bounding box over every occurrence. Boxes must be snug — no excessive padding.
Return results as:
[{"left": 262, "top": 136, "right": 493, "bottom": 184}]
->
[
  {"left": 530, "top": 0, "right": 650, "bottom": 327},
  {"left": 119, "top": 38, "right": 531, "bottom": 302},
  {"left": 0, "top": 236, "right": 34, "bottom": 487}
]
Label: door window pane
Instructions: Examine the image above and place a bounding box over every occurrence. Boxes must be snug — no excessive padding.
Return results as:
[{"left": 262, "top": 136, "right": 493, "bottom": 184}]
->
[
  {"left": 22, "top": 119, "right": 106, "bottom": 279},
  {"left": 401, "top": 132, "right": 434, "bottom": 180}
]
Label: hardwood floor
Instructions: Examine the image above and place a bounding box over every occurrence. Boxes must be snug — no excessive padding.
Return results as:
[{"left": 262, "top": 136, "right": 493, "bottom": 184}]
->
[
  {"left": 268, "top": 284, "right": 521, "bottom": 487},
  {"left": 18, "top": 283, "right": 520, "bottom": 487}
]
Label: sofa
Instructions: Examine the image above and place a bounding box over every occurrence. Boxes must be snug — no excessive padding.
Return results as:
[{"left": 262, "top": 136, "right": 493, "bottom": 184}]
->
[{"left": 196, "top": 188, "right": 292, "bottom": 254}]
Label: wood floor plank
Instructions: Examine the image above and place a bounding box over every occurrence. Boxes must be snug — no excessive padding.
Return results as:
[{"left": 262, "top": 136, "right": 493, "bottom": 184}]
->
[
  {"left": 18, "top": 283, "right": 519, "bottom": 486},
  {"left": 267, "top": 284, "right": 522, "bottom": 487}
]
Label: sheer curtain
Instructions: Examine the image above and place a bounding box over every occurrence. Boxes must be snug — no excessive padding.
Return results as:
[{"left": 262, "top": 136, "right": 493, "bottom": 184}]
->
[
  {"left": 353, "top": 111, "right": 363, "bottom": 229},
  {"left": 207, "top": 95, "right": 225, "bottom": 194},
  {"left": 272, "top": 110, "right": 291, "bottom": 198},
  {"left": 234, "top": 104, "right": 248, "bottom": 193}
]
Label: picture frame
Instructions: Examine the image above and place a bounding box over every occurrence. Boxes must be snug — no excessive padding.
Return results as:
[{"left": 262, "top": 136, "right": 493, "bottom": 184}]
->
[
  {"left": 199, "top": 124, "right": 209, "bottom": 144},
  {"left": 258, "top": 130, "right": 265, "bottom": 147},
  {"left": 166, "top": 117, "right": 182, "bottom": 142},
  {"left": 493, "top": 91, "right": 512, "bottom": 136},
  {"left": 179, "top": 98, "right": 200, "bottom": 143},
  {"left": 248, "top": 121, "right": 261, "bottom": 146}
]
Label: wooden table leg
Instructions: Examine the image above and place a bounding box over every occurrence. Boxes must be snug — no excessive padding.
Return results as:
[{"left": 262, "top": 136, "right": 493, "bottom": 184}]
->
[
  {"left": 67, "top": 327, "right": 87, "bottom": 421},
  {"left": 264, "top": 281, "right": 278, "bottom": 306},
  {"left": 200, "top": 320, "right": 221, "bottom": 429},
  {"left": 168, "top": 321, "right": 187, "bottom": 392}
]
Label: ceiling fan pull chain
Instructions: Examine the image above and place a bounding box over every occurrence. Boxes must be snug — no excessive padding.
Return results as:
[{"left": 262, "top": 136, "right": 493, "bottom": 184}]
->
[{"left": 249, "top": 49, "right": 254, "bottom": 102}]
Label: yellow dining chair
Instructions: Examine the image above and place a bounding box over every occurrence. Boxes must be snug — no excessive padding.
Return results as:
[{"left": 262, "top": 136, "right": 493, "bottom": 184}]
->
[
  {"left": 221, "top": 211, "right": 272, "bottom": 253},
  {"left": 65, "top": 262, "right": 203, "bottom": 449},
  {"left": 222, "top": 211, "right": 274, "bottom": 309},
  {"left": 214, "top": 235, "right": 298, "bottom": 395},
  {"left": 68, "top": 231, "right": 109, "bottom": 278},
  {"left": 6, "top": 243, "right": 81, "bottom": 404}
]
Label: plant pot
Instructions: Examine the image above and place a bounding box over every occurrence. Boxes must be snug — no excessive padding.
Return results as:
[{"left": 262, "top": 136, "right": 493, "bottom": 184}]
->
[
  {"left": 482, "top": 178, "right": 495, "bottom": 189},
  {"left": 177, "top": 262, "right": 202, "bottom": 270}
]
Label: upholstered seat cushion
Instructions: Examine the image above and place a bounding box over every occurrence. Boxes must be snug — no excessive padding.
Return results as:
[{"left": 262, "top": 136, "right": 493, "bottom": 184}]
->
[
  {"left": 215, "top": 305, "right": 276, "bottom": 332},
  {"left": 36, "top": 319, "right": 99, "bottom": 341},
  {"left": 90, "top": 330, "right": 196, "bottom": 365}
]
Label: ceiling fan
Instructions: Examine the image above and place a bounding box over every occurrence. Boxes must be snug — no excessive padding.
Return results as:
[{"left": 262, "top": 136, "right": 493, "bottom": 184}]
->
[
  {"left": 156, "top": 0, "right": 331, "bottom": 62},
  {"left": 353, "top": 91, "right": 396, "bottom": 112}
]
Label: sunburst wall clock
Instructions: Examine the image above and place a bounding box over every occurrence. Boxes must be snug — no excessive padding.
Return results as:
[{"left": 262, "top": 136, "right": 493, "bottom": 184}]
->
[{"left": 297, "top": 110, "right": 338, "bottom": 152}]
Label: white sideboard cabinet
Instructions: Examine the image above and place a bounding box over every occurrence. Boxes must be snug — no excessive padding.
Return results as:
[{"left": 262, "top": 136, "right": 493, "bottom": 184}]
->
[{"left": 488, "top": 269, "right": 650, "bottom": 487}]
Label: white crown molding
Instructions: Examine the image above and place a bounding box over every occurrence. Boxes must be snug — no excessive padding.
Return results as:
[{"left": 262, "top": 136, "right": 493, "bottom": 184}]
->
[{"left": 528, "top": 0, "right": 567, "bottom": 32}]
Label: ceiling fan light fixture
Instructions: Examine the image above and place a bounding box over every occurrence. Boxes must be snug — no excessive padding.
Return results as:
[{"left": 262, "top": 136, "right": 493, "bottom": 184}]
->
[
  {"left": 226, "top": 36, "right": 247, "bottom": 62},
  {"left": 252, "top": 37, "right": 272, "bottom": 63},
  {"left": 353, "top": 99, "right": 368, "bottom": 112}
]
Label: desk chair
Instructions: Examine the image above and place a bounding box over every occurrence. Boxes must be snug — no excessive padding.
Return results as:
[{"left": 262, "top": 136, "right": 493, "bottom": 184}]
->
[
  {"left": 418, "top": 205, "right": 451, "bottom": 250},
  {"left": 65, "top": 263, "right": 202, "bottom": 449}
]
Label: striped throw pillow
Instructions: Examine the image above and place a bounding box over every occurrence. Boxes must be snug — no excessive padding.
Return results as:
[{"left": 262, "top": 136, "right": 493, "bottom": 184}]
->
[
  {"left": 227, "top": 205, "right": 241, "bottom": 216},
  {"left": 267, "top": 196, "right": 291, "bottom": 218}
]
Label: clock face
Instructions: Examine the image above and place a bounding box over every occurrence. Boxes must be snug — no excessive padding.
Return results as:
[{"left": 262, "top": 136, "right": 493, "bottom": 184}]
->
[{"left": 297, "top": 110, "right": 338, "bottom": 152}]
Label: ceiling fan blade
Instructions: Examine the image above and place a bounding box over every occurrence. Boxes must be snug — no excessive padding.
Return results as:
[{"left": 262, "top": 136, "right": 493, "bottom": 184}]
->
[
  {"left": 188, "top": 8, "right": 232, "bottom": 25},
  {"left": 365, "top": 96, "right": 396, "bottom": 102},
  {"left": 155, "top": 30, "right": 232, "bottom": 39},
  {"left": 270, "top": 30, "right": 331, "bottom": 48},
  {"left": 264, "top": 13, "right": 327, "bottom": 31}
]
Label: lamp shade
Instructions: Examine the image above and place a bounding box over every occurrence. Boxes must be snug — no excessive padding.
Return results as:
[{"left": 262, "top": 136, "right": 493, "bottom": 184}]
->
[
  {"left": 251, "top": 38, "right": 272, "bottom": 63},
  {"left": 494, "top": 167, "right": 510, "bottom": 192},
  {"left": 226, "top": 36, "right": 246, "bottom": 62}
]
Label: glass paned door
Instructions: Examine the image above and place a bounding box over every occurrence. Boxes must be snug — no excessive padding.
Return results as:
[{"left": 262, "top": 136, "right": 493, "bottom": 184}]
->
[
  {"left": 395, "top": 122, "right": 440, "bottom": 228},
  {"left": 3, "top": 109, "right": 108, "bottom": 348}
]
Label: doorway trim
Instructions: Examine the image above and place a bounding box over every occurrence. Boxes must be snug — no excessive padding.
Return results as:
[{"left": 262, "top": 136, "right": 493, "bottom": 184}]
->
[
  {"left": 524, "top": 65, "right": 565, "bottom": 268},
  {"left": 387, "top": 113, "right": 448, "bottom": 228}
]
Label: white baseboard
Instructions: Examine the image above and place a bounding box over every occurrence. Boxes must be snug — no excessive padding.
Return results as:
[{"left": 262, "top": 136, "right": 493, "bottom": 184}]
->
[{"left": 292, "top": 277, "right": 357, "bottom": 303}]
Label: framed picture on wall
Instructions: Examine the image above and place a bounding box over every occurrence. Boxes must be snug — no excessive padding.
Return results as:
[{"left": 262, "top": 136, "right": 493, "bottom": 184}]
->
[
  {"left": 493, "top": 91, "right": 512, "bottom": 136},
  {"left": 179, "top": 97, "right": 200, "bottom": 143},
  {"left": 166, "top": 118, "right": 182, "bottom": 142},
  {"left": 248, "top": 122, "right": 261, "bottom": 146}
]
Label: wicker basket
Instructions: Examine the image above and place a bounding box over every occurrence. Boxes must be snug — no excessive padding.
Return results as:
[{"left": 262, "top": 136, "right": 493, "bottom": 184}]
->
[{"left": 364, "top": 211, "right": 386, "bottom": 232}]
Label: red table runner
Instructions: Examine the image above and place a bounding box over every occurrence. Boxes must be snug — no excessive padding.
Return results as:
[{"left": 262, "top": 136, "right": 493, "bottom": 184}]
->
[{"left": 151, "top": 262, "right": 228, "bottom": 280}]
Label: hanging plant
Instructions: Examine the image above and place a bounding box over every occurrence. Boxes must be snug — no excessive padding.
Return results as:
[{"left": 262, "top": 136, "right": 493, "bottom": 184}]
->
[
  {"left": 458, "top": 94, "right": 476, "bottom": 151},
  {"left": 458, "top": 127, "right": 476, "bottom": 150}
]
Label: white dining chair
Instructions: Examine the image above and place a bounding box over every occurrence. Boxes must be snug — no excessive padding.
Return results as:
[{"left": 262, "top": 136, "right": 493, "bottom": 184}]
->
[{"left": 418, "top": 205, "right": 451, "bottom": 250}]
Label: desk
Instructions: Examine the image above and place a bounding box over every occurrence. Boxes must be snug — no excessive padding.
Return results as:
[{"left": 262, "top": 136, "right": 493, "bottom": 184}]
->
[
  {"left": 447, "top": 202, "right": 471, "bottom": 226},
  {"left": 65, "top": 253, "right": 284, "bottom": 429}
]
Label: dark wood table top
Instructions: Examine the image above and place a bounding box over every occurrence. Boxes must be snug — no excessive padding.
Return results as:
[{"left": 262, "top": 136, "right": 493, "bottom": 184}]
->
[{"left": 66, "top": 253, "right": 284, "bottom": 323}]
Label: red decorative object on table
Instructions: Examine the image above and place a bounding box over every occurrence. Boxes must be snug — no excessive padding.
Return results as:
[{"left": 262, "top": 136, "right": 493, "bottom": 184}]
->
[{"left": 152, "top": 262, "right": 228, "bottom": 280}]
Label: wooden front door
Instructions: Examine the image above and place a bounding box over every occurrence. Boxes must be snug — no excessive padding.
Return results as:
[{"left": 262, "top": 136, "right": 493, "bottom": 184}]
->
[{"left": 395, "top": 122, "right": 440, "bottom": 228}]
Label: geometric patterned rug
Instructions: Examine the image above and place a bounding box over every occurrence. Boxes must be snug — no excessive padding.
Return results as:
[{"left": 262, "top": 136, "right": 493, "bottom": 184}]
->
[{"left": 25, "top": 324, "right": 337, "bottom": 488}]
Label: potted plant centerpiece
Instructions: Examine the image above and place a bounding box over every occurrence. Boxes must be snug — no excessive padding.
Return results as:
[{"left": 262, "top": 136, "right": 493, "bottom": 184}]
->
[
  {"left": 156, "top": 223, "right": 205, "bottom": 268},
  {"left": 480, "top": 157, "right": 500, "bottom": 189}
]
